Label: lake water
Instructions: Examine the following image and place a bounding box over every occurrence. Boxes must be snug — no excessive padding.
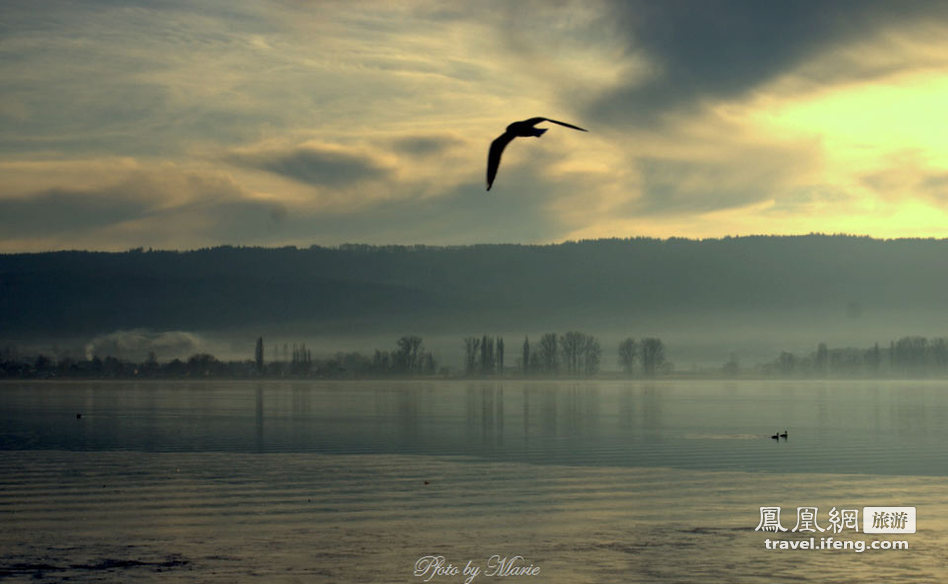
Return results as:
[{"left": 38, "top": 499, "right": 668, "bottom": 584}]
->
[{"left": 2, "top": 379, "right": 947, "bottom": 582}]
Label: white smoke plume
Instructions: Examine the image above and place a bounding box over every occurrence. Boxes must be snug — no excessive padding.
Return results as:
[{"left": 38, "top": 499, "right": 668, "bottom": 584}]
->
[{"left": 84, "top": 329, "right": 204, "bottom": 362}]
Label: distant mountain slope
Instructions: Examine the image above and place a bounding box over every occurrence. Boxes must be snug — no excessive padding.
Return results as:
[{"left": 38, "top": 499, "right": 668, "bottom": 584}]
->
[{"left": 2, "top": 235, "right": 947, "bottom": 338}]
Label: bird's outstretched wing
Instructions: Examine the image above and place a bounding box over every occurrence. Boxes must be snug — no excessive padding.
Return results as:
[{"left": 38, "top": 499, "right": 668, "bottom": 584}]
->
[
  {"left": 540, "top": 118, "right": 588, "bottom": 132},
  {"left": 487, "top": 132, "right": 515, "bottom": 191}
]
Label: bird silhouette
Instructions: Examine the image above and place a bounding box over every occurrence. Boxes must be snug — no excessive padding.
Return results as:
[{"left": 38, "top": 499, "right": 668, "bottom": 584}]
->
[
  {"left": 486, "top": 117, "right": 587, "bottom": 190},
  {"left": 780, "top": 430, "right": 788, "bottom": 439}
]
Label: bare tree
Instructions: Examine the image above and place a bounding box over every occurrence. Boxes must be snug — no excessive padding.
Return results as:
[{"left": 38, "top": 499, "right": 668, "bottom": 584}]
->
[
  {"left": 464, "top": 337, "right": 481, "bottom": 376},
  {"left": 423, "top": 352, "right": 437, "bottom": 375},
  {"left": 581, "top": 334, "right": 601, "bottom": 376},
  {"left": 640, "top": 337, "right": 665, "bottom": 376},
  {"left": 561, "top": 331, "right": 584, "bottom": 375},
  {"left": 254, "top": 337, "right": 264, "bottom": 373},
  {"left": 618, "top": 338, "right": 637, "bottom": 376},
  {"left": 395, "top": 335, "right": 423, "bottom": 374},
  {"left": 560, "top": 331, "right": 601, "bottom": 376},
  {"left": 537, "top": 333, "right": 559, "bottom": 375},
  {"left": 496, "top": 337, "right": 504, "bottom": 374},
  {"left": 480, "top": 335, "right": 495, "bottom": 374},
  {"left": 373, "top": 349, "right": 390, "bottom": 372},
  {"left": 815, "top": 342, "right": 829, "bottom": 375}
]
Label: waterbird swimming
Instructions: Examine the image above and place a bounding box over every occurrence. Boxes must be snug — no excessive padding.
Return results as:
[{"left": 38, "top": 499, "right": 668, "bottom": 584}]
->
[
  {"left": 771, "top": 432, "right": 779, "bottom": 440},
  {"left": 486, "top": 117, "right": 587, "bottom": 190},
  {"left": 780, "top": 430, "right": 788, "bottom": 439}
]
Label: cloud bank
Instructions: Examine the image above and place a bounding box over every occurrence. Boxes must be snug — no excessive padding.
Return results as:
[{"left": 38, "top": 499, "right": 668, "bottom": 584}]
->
[{"left": 3, "top": 0, "right": 948, "bottom": 250}]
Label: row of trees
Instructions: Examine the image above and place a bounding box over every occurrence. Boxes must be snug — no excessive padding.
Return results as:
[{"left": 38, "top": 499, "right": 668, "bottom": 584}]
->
[
  {"left": 460, "top": 333, "right": 668, "bottom": 378},
  {"left": 762, "top": 337, "right": 948, "bottom": 377},
  {"left": 0, "top": 351, "right": 251, "bottom": 379},
  {"left": 373, "top": 336, "right": 437, "bottom": 376},
  {"left": 520, "top": 332, "right": 603, "bottom": 376},
  {"left": 463, "top": 336, "right": 505, "bottom": 375},
  {"left": 251, "top": 336, "right": 438, "bottom": 377},
  {"left": 618, "top": 337, "right": 667, "bottom": 376},
  {"left": 0, "top": 336, "right": 440, "bottom": 379},
  {"left": 253, "top": 336, "right": 438, "bottom": 377},
  {"left": 1, "top": 334, "right": 672, "bottom": 379}
]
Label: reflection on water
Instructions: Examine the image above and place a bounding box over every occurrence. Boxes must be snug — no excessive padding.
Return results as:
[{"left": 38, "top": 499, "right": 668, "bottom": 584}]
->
[
  {"left": 2, "top": 380, "right": 948, "bottom": 582},
  {"left": 2, "top": 379, "right": 947, "bottom": 475},
  {"left": 2, "top": 451, "right": 947, "bottom": 583}
]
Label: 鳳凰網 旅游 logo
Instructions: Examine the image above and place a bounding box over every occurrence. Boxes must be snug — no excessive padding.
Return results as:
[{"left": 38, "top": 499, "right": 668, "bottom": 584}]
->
[
  {"left": 755, "top": 505, "right": 915, "bottom": 534},
  {"left": 754, "top": 505, "right": 915, "bottom": 553}
]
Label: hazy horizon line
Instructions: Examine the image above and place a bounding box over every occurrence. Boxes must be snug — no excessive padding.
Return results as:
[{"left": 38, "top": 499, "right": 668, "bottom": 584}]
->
[{"left": 5, "top": 232, "right": 948, "bottom": 256}]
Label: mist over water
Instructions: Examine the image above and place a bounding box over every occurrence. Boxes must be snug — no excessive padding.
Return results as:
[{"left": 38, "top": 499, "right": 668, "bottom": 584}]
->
[
  {"left": 5, "top": 237, "right": 948, "bottom": 369},
  {"left": 2, "top": 379, "right": 946, "bottom": 476}
]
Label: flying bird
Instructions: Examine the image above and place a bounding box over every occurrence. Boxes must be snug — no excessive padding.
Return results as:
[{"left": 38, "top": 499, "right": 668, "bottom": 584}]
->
[{"left": 486, "top": 117, "right": 588, "bottom": 191}]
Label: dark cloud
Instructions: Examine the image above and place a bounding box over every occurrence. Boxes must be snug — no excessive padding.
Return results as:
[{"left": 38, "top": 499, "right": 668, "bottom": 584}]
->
[
  {"left": 862, "top": 159, "right": 948, "bottom": 205},
  {"left": 295, "top": 184, "right": 563, "bottom": 245},
  {"left": 187, "top": 198, "right": 295, "bottom": 243},
  {"left": 0, "top": 188, "right": 153, "bottom": 238},
  {"left": 230, "top": 145, "right": 391, "bottom": 188},
  {"left": 587, "top": 0, "right": 948, "bottom": 127},
  {"left": 0, "top": 167, "right": 289, "bottom": 247},
  {"left": 631, "top": 145, "right": 816, "bottom": 216},
  {"left": 631, "top": 157, "right": 767, "bottom": 215},
  {"left": 264, "top": 153, "right": 575, "bottom": 245},
  {"left": 391, "top": 134, "right": 462, "bottom": 157},
  {"left": 920, "top": 174, "right": 948, "bottom": 202}
]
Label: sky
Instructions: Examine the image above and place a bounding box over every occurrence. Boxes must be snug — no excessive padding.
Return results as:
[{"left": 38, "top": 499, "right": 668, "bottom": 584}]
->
[{"left": 4, "top": 0, "right": 948, "bottom": 251}]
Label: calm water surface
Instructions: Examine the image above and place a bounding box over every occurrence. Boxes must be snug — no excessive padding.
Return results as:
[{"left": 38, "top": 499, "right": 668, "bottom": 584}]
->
[{"left": 2, "top": 379, "right": 947, "bottom": 582}]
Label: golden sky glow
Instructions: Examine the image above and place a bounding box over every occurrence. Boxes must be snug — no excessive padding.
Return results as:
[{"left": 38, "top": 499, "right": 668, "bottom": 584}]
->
[{"left": 2, "top": 1, "right": 948, "bottom": 251}]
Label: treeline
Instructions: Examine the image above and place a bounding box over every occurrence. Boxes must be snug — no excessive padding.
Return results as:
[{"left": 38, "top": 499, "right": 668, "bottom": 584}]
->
[
  {"left": 256, "top": 336, "right": 437, "bottom": 377},
  {"left": 0, "top": 333, "right": 674, "bottom": 379},
  {"left": 0, "top": 351, "right": 255, "bottom": 379},
  {"left": 520, "top": 332, "right": 603, "bottom": 376},
  {"left": 761, "top": 336, "right": 948, "bottom": 377},
  {"left": 0, "top": 336, "right": 440, "bottom": 380},
  {"left": 461, "top": 332, "right": 669, "bottom": 378},
  {"left": 6, "top": 235, "right": 948, "bottom": 337}
]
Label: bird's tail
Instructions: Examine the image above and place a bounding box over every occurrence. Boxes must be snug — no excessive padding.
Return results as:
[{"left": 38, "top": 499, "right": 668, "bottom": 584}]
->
[{"left": 531, "top": 128, "right": 548, "bottom": 138}]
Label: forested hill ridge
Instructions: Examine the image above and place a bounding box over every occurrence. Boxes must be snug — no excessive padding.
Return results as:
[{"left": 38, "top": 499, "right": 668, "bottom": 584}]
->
[{"left": 2, "top": 235, "right": 947, "bottom": 338}]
